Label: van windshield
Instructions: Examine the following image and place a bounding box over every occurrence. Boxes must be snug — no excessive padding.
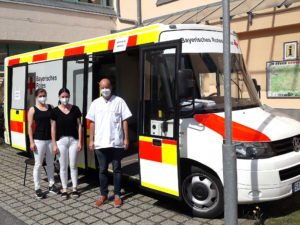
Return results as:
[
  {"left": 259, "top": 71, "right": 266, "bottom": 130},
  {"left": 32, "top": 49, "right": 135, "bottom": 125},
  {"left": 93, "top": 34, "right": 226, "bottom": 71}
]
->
[{"left": 181, "top": 53, "right": 261, "bottom": 113}]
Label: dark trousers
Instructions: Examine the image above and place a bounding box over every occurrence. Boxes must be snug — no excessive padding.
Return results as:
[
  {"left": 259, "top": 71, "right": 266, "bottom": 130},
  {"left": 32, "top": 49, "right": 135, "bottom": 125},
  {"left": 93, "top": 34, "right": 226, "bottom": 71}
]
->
[{"left": 95, "top": 148, "right": 123, "bottom": 197}]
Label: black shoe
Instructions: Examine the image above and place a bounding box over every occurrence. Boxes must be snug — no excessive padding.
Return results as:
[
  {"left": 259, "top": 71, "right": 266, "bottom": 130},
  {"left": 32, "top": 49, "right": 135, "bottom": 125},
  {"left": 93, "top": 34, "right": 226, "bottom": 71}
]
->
[
  {"left": 61, "top": 192, "right": 69, "bottom": 199},
  {"left": 71, "top": 191, "right": 80, "bottom": 199},
  {"left": 48, "top": 185, "right": 59, "bottom": 194},
  {"left": 35, "top": 189, "right": 45, "bottom": 199}
]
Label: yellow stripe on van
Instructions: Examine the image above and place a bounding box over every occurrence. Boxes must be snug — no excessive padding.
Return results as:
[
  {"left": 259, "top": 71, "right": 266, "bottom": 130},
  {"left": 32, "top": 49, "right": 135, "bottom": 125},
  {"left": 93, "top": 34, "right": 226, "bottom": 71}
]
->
[
  {"left": 85, "top": 41, "right": 109, "bottom": 54},
  {"left": 162, "top": 143, "right": 177, "bottom": 166},
  {"left": 139, "top": 136, "right": 152, "bottom": 143},
  {"left": 10, "top": 109, "right": 25, "bottom": 122},
  {"left": 136, "top": 31, "right": 160, "bottom": 45},
  {"left": 11, "top": 144, "right": 26, "bottom": 151},
  {"left": 141, "top": 181, "right": 179, "bottom": 196},
  {"left": 7, "top": 24, "right": 164, "bottom": 65},
  {"left": 77, "top": 163, "right": 86, "bottom": 169},
  {"left": 47, "top": 49, "right": 65, "bottom": 61},
  {"left": 19, "top": 55, "right": 33, "bottom": 64}
]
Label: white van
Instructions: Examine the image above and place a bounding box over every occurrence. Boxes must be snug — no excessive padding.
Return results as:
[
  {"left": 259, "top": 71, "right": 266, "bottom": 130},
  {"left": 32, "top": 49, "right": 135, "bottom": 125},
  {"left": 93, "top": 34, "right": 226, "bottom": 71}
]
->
[{"left": 4, "top": 24, "right": 300, "bottom": 218}]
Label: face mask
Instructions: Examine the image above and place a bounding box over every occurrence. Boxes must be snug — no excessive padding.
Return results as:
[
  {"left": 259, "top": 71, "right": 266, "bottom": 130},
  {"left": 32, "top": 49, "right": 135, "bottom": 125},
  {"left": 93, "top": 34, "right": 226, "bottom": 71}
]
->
[
  {"left": 101, "top": 88, "right": 111, "bottom": 98},
  {"left": 60, "top": 97, "right": 69, "bottom": 105},
  {"left": 37, "top": 97, "right": 47, "bottom": 104}
]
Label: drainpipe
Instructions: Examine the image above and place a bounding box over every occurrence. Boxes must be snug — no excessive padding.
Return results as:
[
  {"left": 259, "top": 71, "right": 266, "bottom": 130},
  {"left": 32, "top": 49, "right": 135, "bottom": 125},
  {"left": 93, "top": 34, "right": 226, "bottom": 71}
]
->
[
  {"left": 137, "top": 0, "right": 142, "bottom": 26},
  {"left": 115, "top": 0, "right": 140, "bottom": 26}
]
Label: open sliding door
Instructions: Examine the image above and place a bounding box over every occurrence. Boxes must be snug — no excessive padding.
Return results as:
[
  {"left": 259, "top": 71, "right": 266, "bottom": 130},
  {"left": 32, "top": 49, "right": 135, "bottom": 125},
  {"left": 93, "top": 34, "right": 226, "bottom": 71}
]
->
[
  {"left": 139, "top": 40, "right": 182, "bottom": 198},
  {"left": 64, "top": 55, "right": 90, "bottom": 169},
  {"left": 9, "top": 64, "right": 28, "bottom": 150}
]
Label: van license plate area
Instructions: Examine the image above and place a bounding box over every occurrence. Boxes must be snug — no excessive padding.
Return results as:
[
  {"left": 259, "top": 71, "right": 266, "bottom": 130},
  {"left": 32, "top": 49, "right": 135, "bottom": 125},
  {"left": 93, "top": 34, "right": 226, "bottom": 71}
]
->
[{"left": 292, "top": 180, "right": 300, "bottom": 193}]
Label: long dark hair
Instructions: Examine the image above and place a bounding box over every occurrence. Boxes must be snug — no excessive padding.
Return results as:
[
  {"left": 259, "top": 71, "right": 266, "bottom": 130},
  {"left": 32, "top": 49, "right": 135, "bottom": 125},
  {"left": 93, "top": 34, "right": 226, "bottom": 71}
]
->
[
  {"left": 58, "top": 88, "right": 70, "bottom": 96},
  {"left": 35, "top": 88, "right": 47, "bottom": 97}
]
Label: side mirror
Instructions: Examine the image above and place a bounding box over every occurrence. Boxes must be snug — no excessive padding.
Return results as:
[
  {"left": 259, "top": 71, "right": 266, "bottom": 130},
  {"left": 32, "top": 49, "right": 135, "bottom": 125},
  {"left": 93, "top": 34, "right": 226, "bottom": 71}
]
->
[
  {"left": 178, "top": 69, "right": 194, "bottom": 100},
  {"left": 252, "top": 78, "right": 261, "bottom": 99}
]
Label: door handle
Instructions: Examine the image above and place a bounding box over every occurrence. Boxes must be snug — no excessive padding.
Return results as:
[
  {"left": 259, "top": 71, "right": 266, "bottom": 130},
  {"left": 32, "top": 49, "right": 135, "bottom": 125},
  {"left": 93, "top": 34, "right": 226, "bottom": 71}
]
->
[{"left": 152, "top": 139, "right": 161, "bottom": 146}]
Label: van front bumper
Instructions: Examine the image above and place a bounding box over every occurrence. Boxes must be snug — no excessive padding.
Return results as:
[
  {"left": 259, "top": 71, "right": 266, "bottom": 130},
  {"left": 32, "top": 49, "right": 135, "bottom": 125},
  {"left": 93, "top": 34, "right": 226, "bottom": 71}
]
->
[{"left": 236, "top": 151, "right": 300, "bottom": 203}]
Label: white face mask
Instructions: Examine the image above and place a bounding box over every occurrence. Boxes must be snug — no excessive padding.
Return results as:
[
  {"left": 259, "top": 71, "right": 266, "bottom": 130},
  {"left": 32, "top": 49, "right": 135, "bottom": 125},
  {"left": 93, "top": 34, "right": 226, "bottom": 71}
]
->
[
  {"left": 37, "top": 97, "right": 47, "bottom": 104},
  {"left": 101, "top": 88, "right": 111, "bottom": 98},
  {"left": 60, "top": 97, "right": 69, "bottom": 105}
]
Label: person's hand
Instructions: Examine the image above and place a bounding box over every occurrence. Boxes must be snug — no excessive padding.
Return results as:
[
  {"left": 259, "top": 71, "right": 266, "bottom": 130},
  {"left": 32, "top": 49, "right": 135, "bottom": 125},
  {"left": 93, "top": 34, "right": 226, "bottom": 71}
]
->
[
  {"left": 77, "top": 142, "right": 82, "bottom": 152},
  {"left": 89, "top": 140, "right": 95, "bottom": 151},
  {"left": 124, "top": 138, "right": 129, "bottom": 150},
  {"left": 30, "top": 142, "right": 37, "bottom": 152},
  {"left": 53, "top": 144, "right": 59, "bottom": 155}
]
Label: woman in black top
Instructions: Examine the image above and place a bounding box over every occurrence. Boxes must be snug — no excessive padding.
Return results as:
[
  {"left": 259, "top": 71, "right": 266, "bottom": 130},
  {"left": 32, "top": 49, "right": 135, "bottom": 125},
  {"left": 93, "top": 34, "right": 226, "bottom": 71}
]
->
[
  {"left": 28, "top": 88, "right": 59, "bottom": 199},
  {"left": 51, "top": 88, "right": 82, "bottom": 199}
]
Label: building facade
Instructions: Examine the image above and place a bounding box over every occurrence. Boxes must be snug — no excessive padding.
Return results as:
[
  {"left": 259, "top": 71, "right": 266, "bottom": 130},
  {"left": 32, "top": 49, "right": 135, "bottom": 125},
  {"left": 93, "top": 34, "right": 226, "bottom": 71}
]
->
[
  {"left": 0, "top": 0, "right": 117, "bottom": 76},
  {"left": 1, "top": 0, "right": 300, "bottom": 117}
]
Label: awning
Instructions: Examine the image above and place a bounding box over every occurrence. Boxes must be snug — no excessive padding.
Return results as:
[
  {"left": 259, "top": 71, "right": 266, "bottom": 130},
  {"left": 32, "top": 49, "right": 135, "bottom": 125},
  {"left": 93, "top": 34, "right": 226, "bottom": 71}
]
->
[{"left": 143, "top": 0, "right": 300, "bottom": 25}]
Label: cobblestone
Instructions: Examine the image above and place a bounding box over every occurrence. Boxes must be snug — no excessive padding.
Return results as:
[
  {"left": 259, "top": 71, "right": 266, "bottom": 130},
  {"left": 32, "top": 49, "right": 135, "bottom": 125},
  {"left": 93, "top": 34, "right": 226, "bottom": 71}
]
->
[
  {"left": 124, "top": 214, "right": 143, "bottom": 223},
  {"left": 103, "top": 215, "right": 121, "bottom": 224},
  {"left": 39, "top": 217, "right": 55, "bottom": 225},
  {"left": 0, "top": 144, "right": 255, "bottom": 225}
]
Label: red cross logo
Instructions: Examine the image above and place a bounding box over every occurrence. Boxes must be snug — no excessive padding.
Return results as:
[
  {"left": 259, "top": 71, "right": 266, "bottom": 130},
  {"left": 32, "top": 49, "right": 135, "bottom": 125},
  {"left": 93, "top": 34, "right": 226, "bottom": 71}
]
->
[{"left": 27, "top": 76, "right": 35, "bottom": 95}]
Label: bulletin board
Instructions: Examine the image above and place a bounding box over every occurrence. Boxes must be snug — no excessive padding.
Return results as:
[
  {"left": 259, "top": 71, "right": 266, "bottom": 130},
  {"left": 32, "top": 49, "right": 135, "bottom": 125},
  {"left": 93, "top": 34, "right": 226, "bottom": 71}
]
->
[{"left": 267, "top": 60, "right": 300, "bottom": 98}]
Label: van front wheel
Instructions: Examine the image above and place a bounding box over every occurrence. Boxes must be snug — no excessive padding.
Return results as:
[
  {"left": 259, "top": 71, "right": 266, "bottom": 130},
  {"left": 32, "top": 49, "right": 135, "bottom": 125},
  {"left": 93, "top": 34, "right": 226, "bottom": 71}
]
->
[{"left": 182, "top": 168, "right": 223, "bottom": 218}]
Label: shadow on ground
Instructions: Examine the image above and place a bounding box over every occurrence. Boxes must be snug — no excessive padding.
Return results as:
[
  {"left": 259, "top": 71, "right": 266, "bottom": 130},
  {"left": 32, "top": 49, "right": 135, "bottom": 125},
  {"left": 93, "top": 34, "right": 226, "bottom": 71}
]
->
[{"left": 237, "top": 192, "right": 300, "bottom": 225}]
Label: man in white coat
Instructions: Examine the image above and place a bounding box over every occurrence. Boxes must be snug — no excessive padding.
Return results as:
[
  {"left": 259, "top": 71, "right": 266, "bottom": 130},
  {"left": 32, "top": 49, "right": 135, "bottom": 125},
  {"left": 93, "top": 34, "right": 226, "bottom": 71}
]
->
[{"left": 86, "top": 78, "right": 132, "bottom": 207}]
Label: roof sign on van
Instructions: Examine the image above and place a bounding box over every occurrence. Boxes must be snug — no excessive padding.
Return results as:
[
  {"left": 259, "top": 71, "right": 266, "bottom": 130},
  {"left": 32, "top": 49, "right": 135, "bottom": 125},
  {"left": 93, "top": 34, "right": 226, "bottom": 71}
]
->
[
  {"left": 160, "top": 30, "right": 241, "bottom": 54},
  {"left": 113, "top": 36, "right": 129, "bottom": 53}
]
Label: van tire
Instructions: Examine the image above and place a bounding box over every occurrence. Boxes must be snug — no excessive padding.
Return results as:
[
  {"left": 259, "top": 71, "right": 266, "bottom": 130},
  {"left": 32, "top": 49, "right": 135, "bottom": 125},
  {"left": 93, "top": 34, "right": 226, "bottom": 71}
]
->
[{"left": 181, "top": 167, "right": 224, "bottom": 218}]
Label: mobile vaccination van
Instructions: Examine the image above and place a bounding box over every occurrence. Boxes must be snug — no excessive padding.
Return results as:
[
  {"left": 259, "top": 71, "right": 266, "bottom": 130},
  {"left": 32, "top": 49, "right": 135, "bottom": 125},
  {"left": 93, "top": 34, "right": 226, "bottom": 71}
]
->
[{"left": 4, "top": 24, "right": 300, "bottom": 218}]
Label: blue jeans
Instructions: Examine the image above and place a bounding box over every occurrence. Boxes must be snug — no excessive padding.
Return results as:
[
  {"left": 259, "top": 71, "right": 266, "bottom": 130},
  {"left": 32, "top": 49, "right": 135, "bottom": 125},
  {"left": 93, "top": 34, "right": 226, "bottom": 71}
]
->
[{"left": 95, "top": 148, "right": 123, "bottom": 197}]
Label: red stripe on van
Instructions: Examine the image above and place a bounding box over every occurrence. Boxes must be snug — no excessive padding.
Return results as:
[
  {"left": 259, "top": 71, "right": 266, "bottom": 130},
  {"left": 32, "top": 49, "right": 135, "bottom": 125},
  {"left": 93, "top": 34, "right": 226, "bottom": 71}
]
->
[
  {"left": 33, "top": 53, "right": 48, "bottom": 62},
  {"left": 127, "top": 35, "right": 137, "bottom": 47},
  {"left": 64, "top": 46, "right": 85, "bottom": 56},
  {"left": 8, "top": 58, "right": 20, "bottom": 66},
  {"left": 10, "top": 121, "right": 24, "bottom": 133},
  {"left": 162, "top": 139, "right": 177, "bottom": 145},
  {"left": 108, "top": 40, "right": 115, "bottom": 50},
  {"left": 139, "top": 140, "right": 162, "bottom": 163},
  {"left": 194, "top": 114, "right": 271, "bottom": 142}
]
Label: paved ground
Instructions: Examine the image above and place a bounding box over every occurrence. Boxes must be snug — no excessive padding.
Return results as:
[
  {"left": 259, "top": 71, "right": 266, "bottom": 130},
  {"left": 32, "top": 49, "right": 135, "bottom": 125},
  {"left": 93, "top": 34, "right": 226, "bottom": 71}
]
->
[
  {"left": 0, "top": 143, "right": 256, "bottom": 225},
  {"left": 0, "top": 207, "right": 26, "bottom": 225}
]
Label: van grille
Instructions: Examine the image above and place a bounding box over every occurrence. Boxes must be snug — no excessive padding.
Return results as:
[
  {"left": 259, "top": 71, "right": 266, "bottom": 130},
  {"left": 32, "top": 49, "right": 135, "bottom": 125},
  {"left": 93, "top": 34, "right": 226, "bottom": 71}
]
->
[
  {"left": 270, "top": 135, "right": 300, "bottom": 156},
  {"left": 279, "top": 164, "right": 300, "bottom": 181}
]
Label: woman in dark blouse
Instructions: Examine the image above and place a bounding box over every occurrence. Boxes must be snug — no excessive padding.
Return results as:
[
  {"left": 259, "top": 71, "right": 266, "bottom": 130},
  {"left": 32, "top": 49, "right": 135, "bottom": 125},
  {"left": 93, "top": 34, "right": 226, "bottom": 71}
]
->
[{"left": 51, "top": 88, "right": 82, "bottom": 199}]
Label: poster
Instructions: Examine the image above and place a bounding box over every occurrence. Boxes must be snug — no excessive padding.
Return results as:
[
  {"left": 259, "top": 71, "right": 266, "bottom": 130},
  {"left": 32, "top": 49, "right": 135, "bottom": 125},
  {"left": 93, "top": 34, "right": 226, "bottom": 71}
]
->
[{"left": 267, "top": 60, "right": 300, "bottom": 98}]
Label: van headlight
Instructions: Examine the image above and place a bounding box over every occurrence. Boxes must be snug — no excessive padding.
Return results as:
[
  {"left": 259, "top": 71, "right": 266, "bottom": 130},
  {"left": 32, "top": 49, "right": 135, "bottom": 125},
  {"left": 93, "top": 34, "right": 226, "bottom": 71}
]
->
[{"left": 234, "top": 142, "right": 274, "bottom": 159}]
